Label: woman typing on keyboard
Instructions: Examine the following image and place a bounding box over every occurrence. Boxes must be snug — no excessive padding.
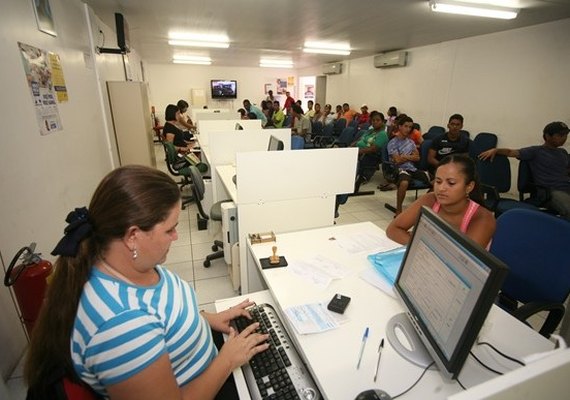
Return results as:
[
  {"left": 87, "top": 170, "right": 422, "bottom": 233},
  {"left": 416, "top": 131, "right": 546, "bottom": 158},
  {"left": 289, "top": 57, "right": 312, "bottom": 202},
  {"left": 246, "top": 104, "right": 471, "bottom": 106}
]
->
[{"left": 25, "top": 165, "right": 269, "bottom": 400}]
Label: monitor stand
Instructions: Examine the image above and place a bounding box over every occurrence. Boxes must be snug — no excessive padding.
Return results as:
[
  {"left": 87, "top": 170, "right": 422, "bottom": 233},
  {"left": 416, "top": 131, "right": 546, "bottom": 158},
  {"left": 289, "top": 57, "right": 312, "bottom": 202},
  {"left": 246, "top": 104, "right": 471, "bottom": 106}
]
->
[{"left": 386, "top": 313, "right": 434, "bottom": 368}]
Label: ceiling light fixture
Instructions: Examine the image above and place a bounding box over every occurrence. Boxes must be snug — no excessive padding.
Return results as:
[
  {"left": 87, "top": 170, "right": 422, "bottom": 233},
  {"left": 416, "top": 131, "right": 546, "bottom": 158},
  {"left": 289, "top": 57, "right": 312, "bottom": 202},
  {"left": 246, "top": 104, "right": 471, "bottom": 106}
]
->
[
  {"left": 172, "top": 60, "right": 212, "bottom": 65},
  {"left": 168, "top": 32, "right": 230, "bottom": 48},
  {"left": 429, "top": 0, "right": 519, "bottom": 20},
  {"left": 303, "top": 41, "right": 351, "bottom": 56},
  {"left": 173, "top": 55, "right": 212, "bottom": 62},
  {"left": 259, "top": 58, "right": 294, "bottom": 68}
]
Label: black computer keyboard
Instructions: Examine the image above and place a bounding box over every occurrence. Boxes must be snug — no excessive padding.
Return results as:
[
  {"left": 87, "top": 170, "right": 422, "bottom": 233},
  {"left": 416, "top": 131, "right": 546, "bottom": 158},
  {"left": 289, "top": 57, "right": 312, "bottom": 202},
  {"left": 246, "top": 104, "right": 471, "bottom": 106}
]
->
[{"left": 231, "top": 303, "right": 321, "bottom": 400}]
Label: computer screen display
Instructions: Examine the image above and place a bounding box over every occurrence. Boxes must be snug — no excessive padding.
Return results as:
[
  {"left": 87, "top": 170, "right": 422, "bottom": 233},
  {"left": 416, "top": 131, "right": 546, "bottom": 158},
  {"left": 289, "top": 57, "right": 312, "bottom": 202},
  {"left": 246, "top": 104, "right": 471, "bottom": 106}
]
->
[
  {"left": 391, "top": 206, "right": 508, "bottom": 379},
  {"left": 267, "top": 135, "right": 284, "bottom": 151}
]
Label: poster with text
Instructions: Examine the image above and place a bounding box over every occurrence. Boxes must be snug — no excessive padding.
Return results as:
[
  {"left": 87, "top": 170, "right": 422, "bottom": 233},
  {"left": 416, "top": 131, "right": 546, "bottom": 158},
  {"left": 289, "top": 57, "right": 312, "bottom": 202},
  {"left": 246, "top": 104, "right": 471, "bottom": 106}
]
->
[
  {"left": 18, "top": 42, "right": 62, "bottom": 135},
  {"left": 48, "top": 53, "right": 68, "bottom": 102},
  {"left": 276, "top": 78, "right": 287, "bottom": 94}
]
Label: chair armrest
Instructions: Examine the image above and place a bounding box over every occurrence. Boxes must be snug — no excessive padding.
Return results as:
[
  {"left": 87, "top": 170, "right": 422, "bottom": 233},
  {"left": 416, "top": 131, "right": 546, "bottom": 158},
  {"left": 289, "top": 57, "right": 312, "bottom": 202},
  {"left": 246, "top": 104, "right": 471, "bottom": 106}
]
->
[
  {"left": 512, "top": 301, "right": 565, "bottom": 338},
  {"left": 480, "top": 183, "right": 499, "bottom": 211}
]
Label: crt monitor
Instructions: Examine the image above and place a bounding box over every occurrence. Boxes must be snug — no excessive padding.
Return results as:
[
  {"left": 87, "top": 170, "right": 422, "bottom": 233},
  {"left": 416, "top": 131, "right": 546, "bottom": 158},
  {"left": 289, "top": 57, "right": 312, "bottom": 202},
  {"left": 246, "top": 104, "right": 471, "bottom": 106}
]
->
[
  {"left": 387, "top": 206, "right": 508, "bottom": 380},
  {"left": 267, "top": 135, "right": 284, "bottom": 151}
]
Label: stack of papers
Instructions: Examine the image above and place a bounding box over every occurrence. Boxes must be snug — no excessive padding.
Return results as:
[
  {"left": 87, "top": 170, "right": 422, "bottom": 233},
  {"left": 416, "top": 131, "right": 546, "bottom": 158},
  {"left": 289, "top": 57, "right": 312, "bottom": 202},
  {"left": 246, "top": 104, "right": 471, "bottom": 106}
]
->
[
  {"left": 359, "top": 246, "right": 407, "bottom": 298},
  {"left": 284, "top": 302, "right": 349, "bottom": 335}
]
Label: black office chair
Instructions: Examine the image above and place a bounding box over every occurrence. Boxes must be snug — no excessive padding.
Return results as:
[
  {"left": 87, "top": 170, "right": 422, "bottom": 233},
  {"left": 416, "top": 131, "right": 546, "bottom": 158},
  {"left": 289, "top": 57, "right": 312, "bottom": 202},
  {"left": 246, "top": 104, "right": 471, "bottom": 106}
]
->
[
  {"left": 162, "top": 142, "right": 194, "bottom": 209},
  {"left": 490, "top": 208, "right": 570, "bottom": 337},
  {"left": 469, "top": 132, "right": 497, "bottom": 159},
  {"left": 517, "top": 159, "right": 553, "bottom": 212},
  {"left": 188, "top": 166, "right": 232, "bottom": 268}
]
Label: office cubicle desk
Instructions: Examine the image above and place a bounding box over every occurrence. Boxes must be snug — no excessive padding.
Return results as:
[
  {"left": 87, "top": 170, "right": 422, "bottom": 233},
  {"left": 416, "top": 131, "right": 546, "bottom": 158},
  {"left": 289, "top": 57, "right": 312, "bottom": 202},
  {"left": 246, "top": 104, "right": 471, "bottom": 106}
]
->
[{"left": 216, "top": 222, "right": 554, "bottom": 400}]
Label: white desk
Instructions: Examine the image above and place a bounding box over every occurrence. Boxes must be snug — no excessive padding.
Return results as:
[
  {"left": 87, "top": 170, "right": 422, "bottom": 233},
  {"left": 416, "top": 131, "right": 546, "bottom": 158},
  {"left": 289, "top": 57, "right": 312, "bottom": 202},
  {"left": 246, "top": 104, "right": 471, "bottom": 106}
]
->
[
  {"left": 217, "top": 222, "right": 554, "bottom": 400},
  {"left": 216, "top": 164, "right": 237, "bottom": 202}
]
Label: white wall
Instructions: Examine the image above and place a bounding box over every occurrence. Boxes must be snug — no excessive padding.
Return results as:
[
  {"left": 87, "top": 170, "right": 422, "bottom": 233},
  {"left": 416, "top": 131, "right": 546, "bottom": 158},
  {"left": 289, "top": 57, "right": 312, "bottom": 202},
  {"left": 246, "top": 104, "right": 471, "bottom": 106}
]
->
[
  {"left": 145, "top": 64, "right": 297, "bottom": 120},
  {"left": 0, "top": 0, "right": 130, "bottom": 381},
  {"left": 307, "top": 19, "right": 570, "bottom": 152}
]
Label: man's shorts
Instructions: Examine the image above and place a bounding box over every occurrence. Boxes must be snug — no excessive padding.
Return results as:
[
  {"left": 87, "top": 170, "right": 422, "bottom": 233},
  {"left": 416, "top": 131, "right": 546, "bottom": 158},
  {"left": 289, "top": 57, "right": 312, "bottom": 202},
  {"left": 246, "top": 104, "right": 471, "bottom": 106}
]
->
[{"left": 397, "top": 169, "right": 431, "bottom": 185}]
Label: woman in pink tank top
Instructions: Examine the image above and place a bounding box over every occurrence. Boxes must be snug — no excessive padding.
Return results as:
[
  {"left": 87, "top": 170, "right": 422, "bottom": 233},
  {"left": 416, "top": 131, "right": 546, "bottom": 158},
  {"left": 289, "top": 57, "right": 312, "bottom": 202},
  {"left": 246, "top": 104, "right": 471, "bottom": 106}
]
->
[{"left": 386, "top": 155, "right": 495, "bottom": 248}]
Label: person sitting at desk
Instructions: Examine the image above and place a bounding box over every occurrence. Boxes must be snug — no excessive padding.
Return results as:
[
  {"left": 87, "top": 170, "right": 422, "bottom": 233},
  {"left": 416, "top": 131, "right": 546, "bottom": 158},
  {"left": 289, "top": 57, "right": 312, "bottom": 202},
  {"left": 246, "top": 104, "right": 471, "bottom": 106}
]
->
[
  {"left": 386, "top": 154, "right": 495, "bottom": 248},
  {"left": 24, "top": 165, "right": 269, "bottom": 400},
  {"left": 176, "top": 99, "right": 196, "bottom": 133},
  {"left": 163, "top": 104, "right": 195, "bottom": 154}
]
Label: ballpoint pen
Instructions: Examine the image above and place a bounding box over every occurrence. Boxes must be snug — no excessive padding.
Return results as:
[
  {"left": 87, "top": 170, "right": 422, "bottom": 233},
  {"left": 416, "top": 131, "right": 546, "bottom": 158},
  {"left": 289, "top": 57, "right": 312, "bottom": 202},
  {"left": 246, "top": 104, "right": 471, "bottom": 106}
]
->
[
  {"left": 356, "top": 327, "right": 369, "bottom": 369},
  {"left": 374, "top": 338, "right": 385, "bottom": 382}
]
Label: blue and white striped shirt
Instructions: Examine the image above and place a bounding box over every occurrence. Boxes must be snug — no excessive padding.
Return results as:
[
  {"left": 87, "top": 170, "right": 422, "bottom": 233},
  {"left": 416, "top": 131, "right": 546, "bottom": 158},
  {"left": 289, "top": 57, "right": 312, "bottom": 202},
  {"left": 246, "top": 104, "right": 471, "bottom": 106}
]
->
[{"left": 71, "top": 266, "right": 216, "bottom": 397}]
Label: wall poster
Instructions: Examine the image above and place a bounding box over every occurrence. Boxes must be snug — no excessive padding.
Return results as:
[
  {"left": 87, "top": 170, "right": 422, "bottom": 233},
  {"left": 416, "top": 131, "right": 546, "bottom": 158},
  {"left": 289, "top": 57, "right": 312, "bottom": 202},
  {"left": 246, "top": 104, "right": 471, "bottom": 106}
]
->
[
  {"left": 18, "top": 42, "right": 63, "bottom": 135},
  {"left": 276, "top": 78, "right": 287, "bottom": 94}
]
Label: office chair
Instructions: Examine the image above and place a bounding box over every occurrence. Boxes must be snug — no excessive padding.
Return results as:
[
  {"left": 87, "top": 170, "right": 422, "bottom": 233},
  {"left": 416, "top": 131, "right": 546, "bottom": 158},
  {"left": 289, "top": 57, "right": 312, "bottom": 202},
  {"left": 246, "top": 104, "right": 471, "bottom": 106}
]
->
[
  {"left": 517, "top": 159, "right": 553, "bottom": 212},
  {"left": 311, "top": 120, "right": 323, "bottom": 136},
  {"left": 476, "top": 155, "right": 538, "bottom": 216},
  {"left": 291, "top": 135, "right": 305, "bottom": 150},
  {"left": 333, "top": 118, "right": 347, "bottom": 137},
  {"left": 469, "top": 132, "right": 497, "bottom": 159},
  {"left": 188, "top": 166, "right": 231, "bottom": 268},
  {"left": 422, "top": 125, "right": 445, "bottom": 140},
  {"left": 382, "top": 139, "right": 432, "bottom": 213},
  {"left": 490, "top": 208, "right": 570, "bottom": 337},
  {"left": 331, "top": 127, "right": 356, "bottom": 147},
  {"left": 313, "top": 123, "right": 335, "bottom": 148},
  {"left": 162, "top": 142, "right": 194, "bottom": 209}
]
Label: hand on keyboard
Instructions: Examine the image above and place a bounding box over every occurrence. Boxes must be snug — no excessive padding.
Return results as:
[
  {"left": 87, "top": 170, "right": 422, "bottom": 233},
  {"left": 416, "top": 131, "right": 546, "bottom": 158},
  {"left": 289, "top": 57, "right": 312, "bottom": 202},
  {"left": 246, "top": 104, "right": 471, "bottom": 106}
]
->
[
  {"left": 219, "top": 322, "right": 271, "bottom": 370},
  {"left": 203, "top": 298, "right": 256, "bottom": 334}
]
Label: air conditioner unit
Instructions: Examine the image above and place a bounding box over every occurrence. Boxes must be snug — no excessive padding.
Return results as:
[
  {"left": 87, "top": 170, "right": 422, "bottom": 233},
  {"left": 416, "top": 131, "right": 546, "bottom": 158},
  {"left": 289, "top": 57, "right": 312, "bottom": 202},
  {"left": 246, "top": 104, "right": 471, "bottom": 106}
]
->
[
  {"left": 322, "top": 63, "right": 343, "bottom": 75},
  {"left": 221, "top": 201, "right": 238, "bottom": 265},
  {"left": 374, "top": 51, "right": 408, "bottom": 68}
]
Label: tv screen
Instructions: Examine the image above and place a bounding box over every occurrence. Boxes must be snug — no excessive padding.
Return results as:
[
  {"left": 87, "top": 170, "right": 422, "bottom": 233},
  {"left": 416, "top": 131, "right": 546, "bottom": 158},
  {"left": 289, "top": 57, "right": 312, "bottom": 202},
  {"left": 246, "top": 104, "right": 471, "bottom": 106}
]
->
[
  {"left": 388, "top": 206, "right": 508, "bottom": 380},
  {"left": 211, "top": 80, "right": 237, "bottom": 99}
]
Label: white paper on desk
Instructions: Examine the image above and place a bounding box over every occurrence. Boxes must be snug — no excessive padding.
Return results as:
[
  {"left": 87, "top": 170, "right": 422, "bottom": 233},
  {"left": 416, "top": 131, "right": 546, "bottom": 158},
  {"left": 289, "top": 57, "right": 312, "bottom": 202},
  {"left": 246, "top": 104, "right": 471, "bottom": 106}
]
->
[
  {"left": 285, "top": 302, "right": 340, "bottom": 335},
  {"left": 288, "top": 255, "right": 350, "bottom": 289},
  {"left": 360, "top": 267, "right": 397, "bottom": 299},
  {"left": 332, "top": 232, "right": 397, "bottom": 254}
]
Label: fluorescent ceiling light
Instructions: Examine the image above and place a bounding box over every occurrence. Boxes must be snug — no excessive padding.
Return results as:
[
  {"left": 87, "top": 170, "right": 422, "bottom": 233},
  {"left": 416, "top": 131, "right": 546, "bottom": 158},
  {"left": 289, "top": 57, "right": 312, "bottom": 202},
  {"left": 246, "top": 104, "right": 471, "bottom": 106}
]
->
[
  {"left": 429, "top": 0, "right": 519, "bottom": 19},
  {"left": 168, "top": 40, "right": 229, "bottom": 48},
  {"left": 259, "top": 58, "right": 293, "bottom": 68},
  {"left": 303, "top": 40, "right": 351, "bottom": 56},
  {"left": 173, "top": 60, "right": 212, "bottom": 65},
  {"left": 168, "top": 32, "right": 230, "bottom": 48},
  {"left": 173, "top": 55, "right": 212, "bottom": 62}
]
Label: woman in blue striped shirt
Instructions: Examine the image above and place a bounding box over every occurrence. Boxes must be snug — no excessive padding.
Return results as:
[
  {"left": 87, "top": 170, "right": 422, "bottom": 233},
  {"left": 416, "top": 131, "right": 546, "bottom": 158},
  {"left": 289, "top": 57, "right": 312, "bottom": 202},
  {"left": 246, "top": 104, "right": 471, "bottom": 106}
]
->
[{"left": 25, "top": 165, "right": 269, "bottom": 400}]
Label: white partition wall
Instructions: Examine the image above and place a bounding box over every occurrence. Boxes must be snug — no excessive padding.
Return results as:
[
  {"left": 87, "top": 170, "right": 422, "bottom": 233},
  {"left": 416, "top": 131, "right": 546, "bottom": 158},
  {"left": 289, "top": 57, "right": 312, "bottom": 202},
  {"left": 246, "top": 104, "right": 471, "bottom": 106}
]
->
[
  {"left": 193, "top": 109, "right": 235, "bottom": 122},
  {"left": 196, "top": 119, "right": 262, "bottom": 147},
  {"left": 208, "top": 129, "right": 291, "bottom": 202},
  {"left": 235, "top": 148, "right": 358, "bottom": 293}
]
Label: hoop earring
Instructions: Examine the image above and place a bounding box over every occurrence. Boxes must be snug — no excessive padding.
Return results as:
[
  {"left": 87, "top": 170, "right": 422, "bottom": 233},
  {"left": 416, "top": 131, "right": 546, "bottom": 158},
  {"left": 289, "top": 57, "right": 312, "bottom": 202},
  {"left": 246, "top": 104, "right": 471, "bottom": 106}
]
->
[{"left": 132, "top": 248, "right": 138, "bottom": 260}]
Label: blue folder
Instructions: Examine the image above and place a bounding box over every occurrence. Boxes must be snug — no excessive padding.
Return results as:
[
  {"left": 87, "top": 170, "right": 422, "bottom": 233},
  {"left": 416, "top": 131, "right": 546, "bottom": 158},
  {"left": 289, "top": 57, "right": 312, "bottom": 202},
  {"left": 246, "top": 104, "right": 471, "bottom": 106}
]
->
[{"left": 367, "top": 247, "right": 407, "bottom": 286}]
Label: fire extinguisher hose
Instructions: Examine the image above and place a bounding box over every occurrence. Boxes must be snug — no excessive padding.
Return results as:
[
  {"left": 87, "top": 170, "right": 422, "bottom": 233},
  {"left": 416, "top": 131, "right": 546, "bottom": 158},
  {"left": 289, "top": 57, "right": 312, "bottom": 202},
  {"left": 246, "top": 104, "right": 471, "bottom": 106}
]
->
[{"left": 4, "top": 245, "right": 36, "bottom": 287}]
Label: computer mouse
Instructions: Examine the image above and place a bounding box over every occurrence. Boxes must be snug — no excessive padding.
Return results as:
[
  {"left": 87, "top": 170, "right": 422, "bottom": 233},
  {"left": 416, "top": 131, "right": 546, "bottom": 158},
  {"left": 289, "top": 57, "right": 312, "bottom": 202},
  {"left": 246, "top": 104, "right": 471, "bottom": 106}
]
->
[{"left": 354, "top": 389, "right": 392, "bottom": 400}]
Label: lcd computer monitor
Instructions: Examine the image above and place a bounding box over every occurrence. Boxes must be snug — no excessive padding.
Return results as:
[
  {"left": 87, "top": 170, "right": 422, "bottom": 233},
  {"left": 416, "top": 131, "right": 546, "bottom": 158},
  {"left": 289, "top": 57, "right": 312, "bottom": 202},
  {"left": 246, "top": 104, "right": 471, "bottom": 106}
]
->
[
  {"left": 387, "top": 206, "right": 508, "bottom": 380},
  {"left": 267, "top": 135, "right": 284, "bottom": 151},
  {"left": 211, "top": 80, "right": 237, "bottom": 99}
]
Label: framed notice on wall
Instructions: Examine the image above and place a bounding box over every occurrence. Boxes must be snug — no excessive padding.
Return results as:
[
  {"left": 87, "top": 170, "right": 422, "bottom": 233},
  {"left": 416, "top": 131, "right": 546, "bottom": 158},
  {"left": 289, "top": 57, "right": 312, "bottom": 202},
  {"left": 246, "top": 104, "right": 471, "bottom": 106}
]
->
[{"left": 32, "top": 0, "right": 57, "bottom": 36}]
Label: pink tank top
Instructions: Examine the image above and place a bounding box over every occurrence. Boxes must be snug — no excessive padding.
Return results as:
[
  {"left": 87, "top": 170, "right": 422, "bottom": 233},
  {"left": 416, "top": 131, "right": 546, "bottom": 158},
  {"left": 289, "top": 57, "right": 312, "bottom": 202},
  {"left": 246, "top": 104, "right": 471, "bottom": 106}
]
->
[{"left": 432, "top": 200, "right": 480, "bottom": 233}]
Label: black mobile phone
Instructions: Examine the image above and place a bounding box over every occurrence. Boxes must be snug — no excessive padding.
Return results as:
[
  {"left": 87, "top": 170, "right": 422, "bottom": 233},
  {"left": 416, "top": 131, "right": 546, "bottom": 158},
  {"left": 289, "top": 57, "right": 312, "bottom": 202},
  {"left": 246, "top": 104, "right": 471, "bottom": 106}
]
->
[{"left": 327, "top": 294, "right": 351, "bottom": 314}]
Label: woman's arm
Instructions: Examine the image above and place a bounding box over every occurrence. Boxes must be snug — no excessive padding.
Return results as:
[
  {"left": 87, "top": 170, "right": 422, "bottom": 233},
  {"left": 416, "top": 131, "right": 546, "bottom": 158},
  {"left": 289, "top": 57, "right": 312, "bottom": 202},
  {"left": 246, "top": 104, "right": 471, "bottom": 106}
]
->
[
  {"left": 176, "top": 113, "right": 195, "bottom": 130},
  {"left": 106, "top": 323, "right": 269, "bottom": 400},
  {"left": 386, "top": 193, "right": 436, "bottom": 245}
]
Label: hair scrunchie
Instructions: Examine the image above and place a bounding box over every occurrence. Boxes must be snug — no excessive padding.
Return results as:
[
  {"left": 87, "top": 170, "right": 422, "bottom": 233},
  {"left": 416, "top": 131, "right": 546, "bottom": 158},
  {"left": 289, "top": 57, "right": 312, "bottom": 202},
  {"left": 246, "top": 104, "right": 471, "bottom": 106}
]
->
[{"left": 51, "top": 207, "right": 93, "bottom": 256}]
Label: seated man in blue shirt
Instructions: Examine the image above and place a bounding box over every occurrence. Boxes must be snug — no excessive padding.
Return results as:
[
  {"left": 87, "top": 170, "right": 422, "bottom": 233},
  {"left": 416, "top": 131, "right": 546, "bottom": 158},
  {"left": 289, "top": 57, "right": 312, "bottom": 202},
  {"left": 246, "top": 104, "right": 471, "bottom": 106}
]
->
[
  {"left": 427, "top": 114, "right": 469, "bottom": 173},
  {"left": 388, "top": 115, "right": 431, "bottom": 215},
  {"left": 479, "top": 121, "right": 570, "bottom": 220}
]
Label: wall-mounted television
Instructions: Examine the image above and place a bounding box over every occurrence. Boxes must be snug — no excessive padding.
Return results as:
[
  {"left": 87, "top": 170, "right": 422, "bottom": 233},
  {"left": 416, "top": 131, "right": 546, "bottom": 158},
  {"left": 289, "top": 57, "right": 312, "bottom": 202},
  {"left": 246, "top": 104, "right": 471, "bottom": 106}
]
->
[{"left": 211, "top": 80, "right": 237, "bottom": 100}]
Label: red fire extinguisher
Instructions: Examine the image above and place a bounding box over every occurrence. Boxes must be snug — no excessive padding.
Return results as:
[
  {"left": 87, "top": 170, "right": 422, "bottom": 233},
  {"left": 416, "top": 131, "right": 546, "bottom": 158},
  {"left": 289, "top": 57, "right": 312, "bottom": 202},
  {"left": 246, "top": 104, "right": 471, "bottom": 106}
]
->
[{"left": 4, "top": 242, "right": 53, "bottom": 338}]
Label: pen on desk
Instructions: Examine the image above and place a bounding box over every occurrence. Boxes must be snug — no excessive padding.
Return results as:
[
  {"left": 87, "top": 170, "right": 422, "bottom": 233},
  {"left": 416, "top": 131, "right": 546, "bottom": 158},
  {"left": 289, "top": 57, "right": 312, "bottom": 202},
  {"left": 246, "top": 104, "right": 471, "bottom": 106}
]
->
[
  {"left": 374, "top": 338, "right": 385, "bottom": 382},
  {"left": 356, "top": 327, "right": 369, "bottom": 369}
]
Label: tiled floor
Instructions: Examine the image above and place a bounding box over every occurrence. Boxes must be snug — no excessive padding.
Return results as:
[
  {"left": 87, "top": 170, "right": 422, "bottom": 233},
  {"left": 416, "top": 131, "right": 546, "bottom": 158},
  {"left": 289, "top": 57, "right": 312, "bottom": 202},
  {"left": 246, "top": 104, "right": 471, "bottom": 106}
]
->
[{"left": 6, "top": 143, "right": 551, "bottom": 398}]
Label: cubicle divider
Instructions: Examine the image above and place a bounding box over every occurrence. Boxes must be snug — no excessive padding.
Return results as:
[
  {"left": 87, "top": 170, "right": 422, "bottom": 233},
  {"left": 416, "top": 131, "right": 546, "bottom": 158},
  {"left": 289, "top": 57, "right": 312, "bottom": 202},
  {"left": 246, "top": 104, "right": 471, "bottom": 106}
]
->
[
  {"left": 234, "top": 147, "right": 358, "bottom": 293},
  {"left": 208, "top": 129, "right": 291, "bottom": 203},
  {"left": 192, "top": 108, "right": 234, "bottom": 122},
  {"left": 196, "top": 119, "right": 262, "bottom": 147}
]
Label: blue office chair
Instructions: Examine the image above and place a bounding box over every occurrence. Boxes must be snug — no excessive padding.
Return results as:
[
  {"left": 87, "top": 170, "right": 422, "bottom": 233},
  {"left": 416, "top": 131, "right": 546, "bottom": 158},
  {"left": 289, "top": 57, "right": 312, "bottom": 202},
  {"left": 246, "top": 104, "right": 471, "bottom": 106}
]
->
[
  {"left": 422, "top": 125, "right": 445, "bottom": 140},
  {"left": 333, "top": 118, "right": 347, "bottom": 137},
  {"left": 332, "top": 127, "right": 356, "bottom": 147},
  {"left": 469, "top": 132, "right": 497, "bottom": 159},
  {"left": 311, "top": 120, "right": 323, "bottom": 136},
  {"left": 313, "top": 123, "right": 335, "bottom": 148},
  {"left": 291, "top": 135, "right": 305, "bottom": 150},
  {"left": 476, "top": 155, "right": 538, "bottom": 216},
  {"left": 490, "top": 208, "right": 570, "bottom": 337}
]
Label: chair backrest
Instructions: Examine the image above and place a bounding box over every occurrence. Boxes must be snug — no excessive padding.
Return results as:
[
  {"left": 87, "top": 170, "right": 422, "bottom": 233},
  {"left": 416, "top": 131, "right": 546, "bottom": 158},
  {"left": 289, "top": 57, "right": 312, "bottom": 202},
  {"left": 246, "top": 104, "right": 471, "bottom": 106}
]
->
[
  {"left": 283, "top": 114, "right": 293, "bottom": 128},
  {"left": 188, "top": 166, "right": 209, "bottom": 219},
  {"left": 469, "top": 132, "right": 498, "bottom": 159},
  {"left": 490, "top": 208, "right": 570, "bottom": 305},
  {"left": 322, "top": 123, "right": 334, "bottom": 137},
  {"left": 291, "top": 135, "right": 305, "bottom": 150},
  {"left": 417, "top": 139, "right": 433, "bottom": 171},
  {"left": 333, "top": 118, "right": 347, "bottom": 136},
  {"left": 476, "top": 154, "right": 511, "bottom": 193},
  {"left": 336, "top": 127, "right": 356, "bottom": 146},
  {"left": 311, "top": 120, "right": 323, "bottom": 135},
  {"left": 163, "top": 141, "right": 191, "bottom": 176},
  {"left": 423, "top": 125, "right": 445, "bottom": 140}
]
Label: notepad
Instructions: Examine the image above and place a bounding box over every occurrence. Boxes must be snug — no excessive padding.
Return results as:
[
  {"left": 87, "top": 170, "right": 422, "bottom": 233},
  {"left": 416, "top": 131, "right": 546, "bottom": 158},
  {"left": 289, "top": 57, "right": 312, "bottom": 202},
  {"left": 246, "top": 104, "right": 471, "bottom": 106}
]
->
[{"left": 367, "top": 246, "right": 407, "bottom": 286}]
